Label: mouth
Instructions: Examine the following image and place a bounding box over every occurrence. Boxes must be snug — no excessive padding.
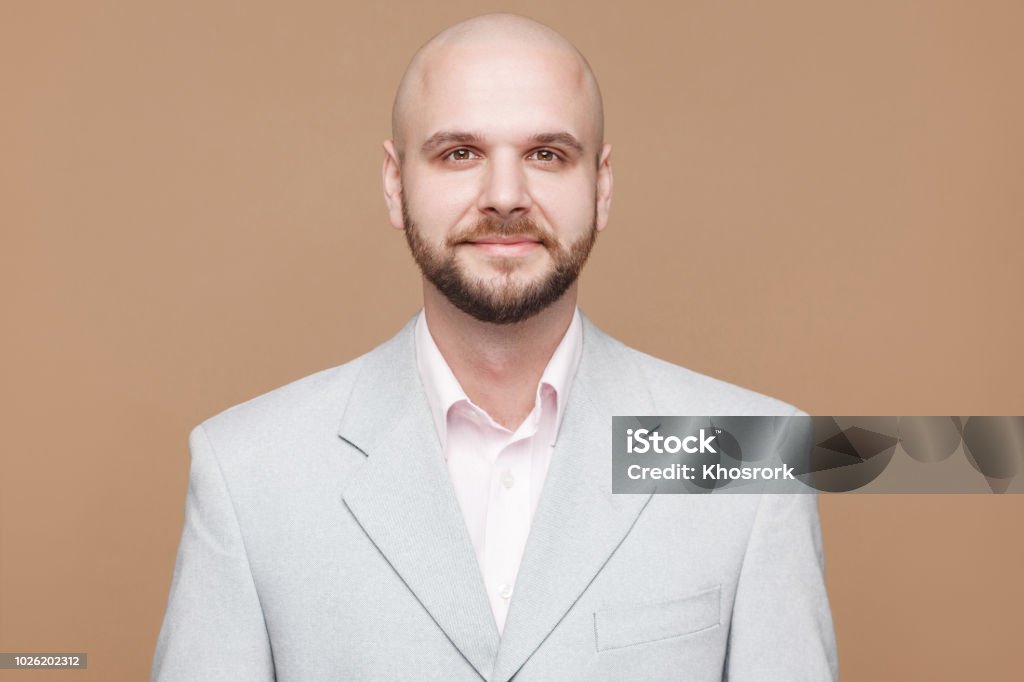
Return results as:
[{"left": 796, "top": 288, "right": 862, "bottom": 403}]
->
[{"left": 464, "top": 235, "right": 544, "bottom": 257}]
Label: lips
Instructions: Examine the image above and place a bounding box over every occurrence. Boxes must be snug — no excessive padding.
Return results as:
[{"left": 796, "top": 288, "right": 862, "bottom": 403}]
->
[
  {"left": 468, "top": 235, "right": 541, "bottom": 245},
  {"left": 465, "top": 236, "right": 543, "bottom": 256}
]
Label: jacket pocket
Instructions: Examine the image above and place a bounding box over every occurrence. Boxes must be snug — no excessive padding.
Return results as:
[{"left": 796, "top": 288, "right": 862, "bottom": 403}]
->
[{"left": 594, "top": 585, "right": 721, "bottom": 652}]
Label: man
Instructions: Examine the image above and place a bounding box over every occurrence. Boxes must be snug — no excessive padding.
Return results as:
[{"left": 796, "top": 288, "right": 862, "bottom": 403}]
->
[{"left": 153, "top": 13, "right": 837, "bottom": 681}]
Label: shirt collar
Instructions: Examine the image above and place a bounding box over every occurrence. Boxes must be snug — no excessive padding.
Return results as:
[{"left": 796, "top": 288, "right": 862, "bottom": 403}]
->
[{"left": 414, "top": 307, "right": 583, "bottom": 450}]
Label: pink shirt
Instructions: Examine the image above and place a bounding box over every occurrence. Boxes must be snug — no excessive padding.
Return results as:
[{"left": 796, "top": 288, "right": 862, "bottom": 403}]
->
[{"left": 413, "top": 308, "right": 583, "bottom": 635}]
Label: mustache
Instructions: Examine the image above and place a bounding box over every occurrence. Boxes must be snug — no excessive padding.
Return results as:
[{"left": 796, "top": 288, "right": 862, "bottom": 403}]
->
[{"left": 448, "top": 216, "right": 557, "bottom": 249}]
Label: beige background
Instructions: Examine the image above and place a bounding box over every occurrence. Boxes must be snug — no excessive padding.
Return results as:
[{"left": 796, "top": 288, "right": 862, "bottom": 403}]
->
[{"left": 2, "top": 1, "right": 1022, "bottom": 680}]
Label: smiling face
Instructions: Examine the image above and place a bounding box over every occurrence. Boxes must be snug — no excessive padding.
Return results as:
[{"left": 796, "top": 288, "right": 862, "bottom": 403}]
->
[{"left": 383, "top": 20, "right": 613, "bottom": 324}]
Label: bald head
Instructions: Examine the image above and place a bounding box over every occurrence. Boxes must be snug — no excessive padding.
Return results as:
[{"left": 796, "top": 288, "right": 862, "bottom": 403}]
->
[{"left": 391, "top": 13, "right": 604, "bottom": 161}]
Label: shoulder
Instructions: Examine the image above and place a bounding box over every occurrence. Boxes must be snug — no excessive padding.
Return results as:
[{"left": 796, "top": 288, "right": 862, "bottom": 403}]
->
[
  {"left": 193, "top": 313, "right": 418, "bottom": 451},
  {"left": 191, "top": 350, "right": 370, "bottom": 464},
  {"left": 592, "top": 325, "right": 802, "bottom": 417}
]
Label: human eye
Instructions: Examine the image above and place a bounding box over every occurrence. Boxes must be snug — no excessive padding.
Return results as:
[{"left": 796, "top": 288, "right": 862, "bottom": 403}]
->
[
  {"left": 443, "top": 148, "right": 480, "bottom": 162},
  {"left": 528, "top": 148, "right": 562, "bottom": 163}
]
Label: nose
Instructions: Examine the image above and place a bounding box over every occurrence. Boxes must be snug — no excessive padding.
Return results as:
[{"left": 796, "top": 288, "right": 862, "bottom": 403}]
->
[{"left": 477, "top": 152, "right": 533, "bottom": 220}]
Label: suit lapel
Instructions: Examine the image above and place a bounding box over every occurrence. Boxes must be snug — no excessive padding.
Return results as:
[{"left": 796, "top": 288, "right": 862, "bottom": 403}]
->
[
  {"left": 337, "top": 314, "right": 500, "bottom": 680},
  {"left": 491, "top": 313, "right": 657, "bottom": 682},
  {"left": 336, "top": 311, "right": 657, "bottom": 681}
]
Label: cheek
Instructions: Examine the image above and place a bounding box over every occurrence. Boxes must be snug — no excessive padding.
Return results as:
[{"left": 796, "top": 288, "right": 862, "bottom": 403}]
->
[
  {"left": 404, "top": 175, "right": 479, "bottom": 228},
  {"left": 531, "top": 177, "right": 597, "bottom": 233}
]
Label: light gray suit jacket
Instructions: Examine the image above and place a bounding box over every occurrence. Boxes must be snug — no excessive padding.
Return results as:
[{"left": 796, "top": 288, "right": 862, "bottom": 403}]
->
[{"left": 153, "top": 311, "right": 838, "bottom": 681}]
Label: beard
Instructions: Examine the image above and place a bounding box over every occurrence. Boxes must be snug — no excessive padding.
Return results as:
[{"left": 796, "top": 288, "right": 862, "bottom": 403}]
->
[{"left": 402, "top": 199, "right": 598, "bottom": 325}]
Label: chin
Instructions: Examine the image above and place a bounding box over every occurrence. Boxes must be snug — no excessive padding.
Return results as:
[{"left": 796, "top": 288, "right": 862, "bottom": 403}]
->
[
  {"left": 472, "top": 266, "right": 550, "bottom": 287},
  {"left": 466, "top": 253, "right": 548, "bottom": 274}
]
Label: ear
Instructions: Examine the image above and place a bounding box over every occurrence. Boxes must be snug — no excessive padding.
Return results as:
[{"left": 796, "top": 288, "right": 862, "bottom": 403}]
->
[
  {"left": 382, "top": 139, "right": 405, "bottom": 230},
  {"left": 595, "top": 143, "right": 613, "bottom": 232}
]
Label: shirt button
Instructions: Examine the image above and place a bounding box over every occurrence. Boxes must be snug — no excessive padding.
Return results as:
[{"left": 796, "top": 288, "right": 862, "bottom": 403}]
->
[
  {"left": 500, "top": 469, "right": 515, "bottom": 489},
  {"left": 498, "top": 584, "right": 514, "bottom": 600}
]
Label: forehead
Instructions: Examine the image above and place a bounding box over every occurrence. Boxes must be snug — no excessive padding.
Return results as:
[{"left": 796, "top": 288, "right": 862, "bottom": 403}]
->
[{"left": 408, "top": 44, "right": 597, "bottom": 149}]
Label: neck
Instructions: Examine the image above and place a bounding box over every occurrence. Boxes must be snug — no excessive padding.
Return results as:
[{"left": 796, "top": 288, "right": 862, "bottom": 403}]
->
[{"left": 421, "top": 280, "right": 578, "bottom": 430}]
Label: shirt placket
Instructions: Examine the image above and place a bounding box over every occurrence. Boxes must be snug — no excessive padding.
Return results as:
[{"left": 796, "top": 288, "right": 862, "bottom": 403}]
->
[{"left": 483, "top": 425, "right": 535, "bottom": 633}]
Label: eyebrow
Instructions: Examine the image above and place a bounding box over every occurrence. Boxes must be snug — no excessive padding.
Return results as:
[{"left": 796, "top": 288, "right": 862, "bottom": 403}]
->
[
  {"left": 420, "top": 131, "right": 585, "bottom": 156},
  {"left": 529, "top": 132, "right": 584, "bottom": 155},
  {"left": 420, "top": 131, "right": 485, "bottom": 156}
]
